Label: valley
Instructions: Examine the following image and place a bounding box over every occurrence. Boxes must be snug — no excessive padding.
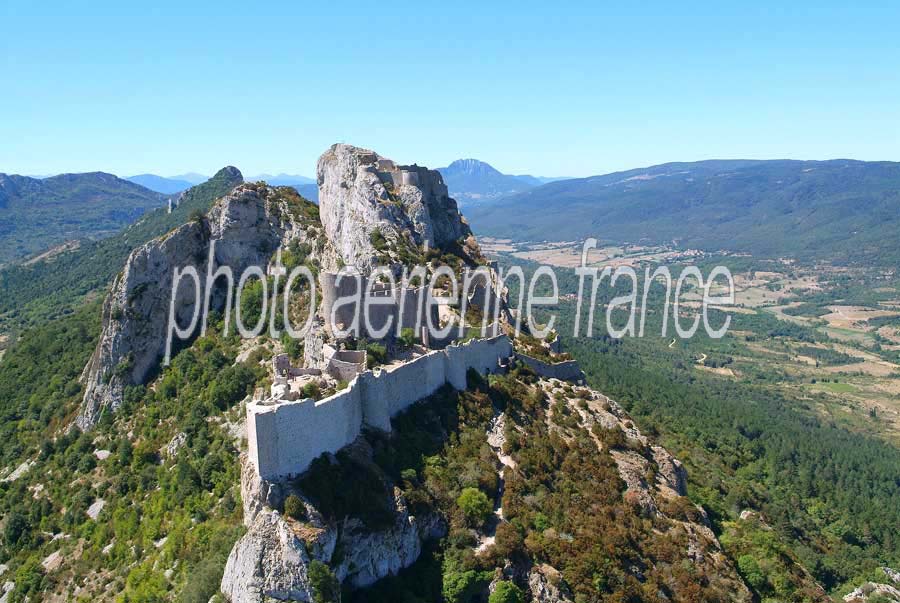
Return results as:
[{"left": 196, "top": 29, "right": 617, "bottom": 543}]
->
[{"left": 482, "top": 238, "right": 900, "bottom": 445}]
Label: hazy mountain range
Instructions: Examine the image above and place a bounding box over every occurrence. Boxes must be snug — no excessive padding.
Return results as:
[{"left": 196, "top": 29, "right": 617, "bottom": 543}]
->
[
  {"left": 126, "top": 174, "right": 195, "bottom": 194},
  {"left": 466, "top": 158, "right": 900, "bottom": 264},
  {"left": 437, "top": 158, "right": 569, "bottom": 205},
  {"left": 126, "top": 173, "right": 315, "bottom": 194},
  {"left": 7, "top": 158, "right": 900, "bottom": 268}
]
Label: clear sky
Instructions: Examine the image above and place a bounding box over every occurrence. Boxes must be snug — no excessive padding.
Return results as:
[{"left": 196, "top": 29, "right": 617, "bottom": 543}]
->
[{"left": 2, "top": 1, "right": 898, "bottom": 179}]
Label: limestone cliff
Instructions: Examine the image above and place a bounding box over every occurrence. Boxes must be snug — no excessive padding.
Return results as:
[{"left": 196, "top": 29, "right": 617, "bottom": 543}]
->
[
  {"left": 222, "top": 452, "right": 444, "bottom": 603},
  {"left": 77, "top": 184, "right": 321, "bottom": 429},
  {"left": 317, "top": 143, "right": 472, "bottom": 273}
]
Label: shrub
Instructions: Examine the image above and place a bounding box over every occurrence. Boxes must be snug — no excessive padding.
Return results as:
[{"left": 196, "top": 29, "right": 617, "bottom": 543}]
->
[
  {"left": 490, "top": 581, "right": 524, "bottom": 603},
  {"left": 4, "top": 511, "right": 28, "bottom": 547},
  {"left": 457, "top": 487, "right": 492, "bottom": 527},
  {"left": 366, "top": 342, "right": 387, "bottom": 368},
  {"left": 308, "top": 560, "right": 340, "bottom": 603},
  {"left": 301, "top": 381, "right": 321, "bottom": 400},
  {"left": 284, "top": 495, "right": 305, "bottom": 520},
  {"left": 399, "top": 327, "right": 417, "bottom": 348}
]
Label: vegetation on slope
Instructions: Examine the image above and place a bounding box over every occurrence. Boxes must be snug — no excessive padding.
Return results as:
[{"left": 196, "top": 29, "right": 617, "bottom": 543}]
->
[
  {"left": 0, "top": 172, "right": 165, "bottom": 265},
  {"left": 314, "top": 368, "right": 749, "bottom": 602},
  {"left": 0, "top": 307, "right": 264, "bottom": 602},
  {"left": 0, "top": 167, "right": 243, "bottom": 338},
  {"left": 467, "top": 159, "right": 900, "bottom": 265}
]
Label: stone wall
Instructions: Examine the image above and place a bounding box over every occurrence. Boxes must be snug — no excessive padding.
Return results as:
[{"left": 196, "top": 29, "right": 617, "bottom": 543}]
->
[
  {"left": 247, "top": 335, "right": 513, "bottom": 481},
  {"left": 515, "top": 352, "right": 584, "bottom": 382},
  {"left": 319, "top": 271, "right": 436, "bottom": 340},
  {"left": 327, "top": 350, "right": 367, "bottom": 382}
]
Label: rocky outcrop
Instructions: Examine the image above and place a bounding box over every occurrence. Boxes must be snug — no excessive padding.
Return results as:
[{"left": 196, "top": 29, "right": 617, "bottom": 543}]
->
[
  {"left": 845, "top": 583, "right": 900, "bottom": 602},
  {"left": 223, "top": 473, "right": 442, "bottom": 602},
  {"left": 845, "top": 567, "right": 900, "bottom": 602},
  {"left": 528, "top": 564, "right": 575, "bottom": 603},
  {"left": 220, "top": 511, "right": 318, "bottom": 603},
  {"left": 77, "top": 184, "right": 316, "bottom": 429},
  {"left": 334, "top": 489, "right": 443, "bottom": 588},
  {"left": 316, "top": 143, "right": 471, "bottom": 273}
]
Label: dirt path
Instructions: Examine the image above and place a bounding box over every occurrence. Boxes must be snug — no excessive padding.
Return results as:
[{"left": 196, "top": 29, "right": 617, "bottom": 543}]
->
[{"left": 475, "top": 413, "right": 516, "bottom": 554}]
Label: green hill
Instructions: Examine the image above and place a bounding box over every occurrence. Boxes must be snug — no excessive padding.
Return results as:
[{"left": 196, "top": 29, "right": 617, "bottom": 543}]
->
[
  {"left": 0, "top": 167, "right": 243, "bottom": 338},
  {"left": 466, "top": 159, "right": 900, "bottom": 264},
  {"left": 0, "top": 172, "right": 167, "bottom": 265}
]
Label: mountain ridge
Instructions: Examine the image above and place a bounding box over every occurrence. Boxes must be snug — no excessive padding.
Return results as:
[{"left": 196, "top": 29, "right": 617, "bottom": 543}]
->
[
  {"left": 0, "top": 171, "right": 165, "bottom": 265},
  {"left": 126, "top": 173, "right": 194, "bottom": 194},
  {"left": 466, "top": 158, "right": 900, "bottom": 264},
  {"left": 437, "top": 158, "right": 566, "bottom": 205}
]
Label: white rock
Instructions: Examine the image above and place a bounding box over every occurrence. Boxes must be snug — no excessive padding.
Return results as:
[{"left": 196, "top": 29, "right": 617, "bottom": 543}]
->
[
  {"left": 1, "top": 460, "right": 33, "bottom": 482},
  {"left": 77, "top": 175, "right": 317, "bottom": 429},
  {"left": 164, "top": 432, "right": 187, "bottom": 458},
  {"left": 41, "top": 550, "right": 63, "bottom": 572},
  {"left": 317, "top": 144, "right": 470, "bottom": 274},
  {"left": 844, "top": 582, "right": 900, "bottom": 602},
  {"left": 86, "top": 499, "right": 106, "bottom": 520},
  {"left": 220, "top": 511, "right": 316, "bottom": 603}
]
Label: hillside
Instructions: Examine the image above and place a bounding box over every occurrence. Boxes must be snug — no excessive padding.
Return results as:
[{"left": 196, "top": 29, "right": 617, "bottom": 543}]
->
[
  {"left": 466, "top": 159, "right": 900, "bottom": 264},
  {"left": 0, "top": 167, "right": 244, "bottom": 338},
  {"left": 0, "top": 172, "right": 165, "bottom": 265},
  {"left": 2, "top": 145, "right": 899, "bottom": 603},
  {"left": 0, "top": 145, "right": 757, "bottom": 602}
]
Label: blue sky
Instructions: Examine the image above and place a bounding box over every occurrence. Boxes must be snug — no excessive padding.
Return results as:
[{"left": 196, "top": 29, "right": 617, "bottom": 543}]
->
[{"left": 2, "top": 1, "right": 898, "bottom": 178}]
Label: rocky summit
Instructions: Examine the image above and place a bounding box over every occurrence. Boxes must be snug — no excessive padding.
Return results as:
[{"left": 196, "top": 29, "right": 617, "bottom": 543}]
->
[
  {"left": 317, "top": 143, "right": 472, "bottom": 273},
  {"left": 77, "top": 183, "right": 322, "bottom": 429}
]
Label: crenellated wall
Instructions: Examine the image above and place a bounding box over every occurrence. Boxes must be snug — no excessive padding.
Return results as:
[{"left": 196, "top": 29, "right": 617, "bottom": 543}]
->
[{"left": 247, "top": 335, "right": 513, "bottom": 481}]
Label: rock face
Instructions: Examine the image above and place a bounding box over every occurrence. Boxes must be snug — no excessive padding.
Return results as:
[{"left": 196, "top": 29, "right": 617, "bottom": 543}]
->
[
  {"left": 77, "top": 184, "right": 313, "bottom": 429},
  {"left": 845, "top": 567, "right": 900, "bottom": 602},
  {"left": 221, "top": 511, "right": 318, "bottom": 603},
  {"left": 317, "top": 143, "right": 471, "bottom": 273},
  {"left": 224, "top": 454, "right": 442, "bottom": 603},
  {"left": 528, "top": 564, "right": 575, "bottom": 603}
]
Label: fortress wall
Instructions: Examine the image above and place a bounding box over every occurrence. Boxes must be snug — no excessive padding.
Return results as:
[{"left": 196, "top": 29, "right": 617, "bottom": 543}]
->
[
  {"left": 328, "top": 358, "right": 366, "bottom": 382},
  {"left": 289, "top": 367, "right": 322, "bottom": 377},
  {"left": 320, "top": 272, "right": 364, "bottom": 336},
  {"left": 320, "top": 272, "right": 441, "bottom": 341},
  {"left": 445, "top": 335, "right": 514, "bottom": 389},
  {"left": 248, "top": 383, "right": 364, "bottom": 481},
  {"left": 248, "top": 335, "right": 513, "bottom": 480},
  {"left": 360, "top": 350, "right": 448, "bottom": 428},
  {"left": 363, "top": 297, "right": 398, "bottom": 338},
  {"left": 516, "top": 353, "right": 584, "bottom": 382}
]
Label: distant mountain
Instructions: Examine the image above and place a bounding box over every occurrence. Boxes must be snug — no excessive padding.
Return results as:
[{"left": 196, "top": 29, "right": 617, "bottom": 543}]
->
[
  {"left": 0, "top": 167, "right": 244, "bottom": 333},
  {"left": 0, "top": 172, "right": 165, "bottom": 265},
  {"left": 126, "top": 174, "right": 194, "bottom": 194},
  {"left": 437, "top": 159, "right": 564, "bottom": 205},
  {"left": 466, "top": 159, "right": 900, "bottom": 264},
  {"left": 294, "top": 183, "right": 318, "bottom": 203},
  {"left": 246, "top": 173, "right": 315, "bottom": 186},
  {"left": 170, "top": 172, "right": 210, "bottom": 185}
]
